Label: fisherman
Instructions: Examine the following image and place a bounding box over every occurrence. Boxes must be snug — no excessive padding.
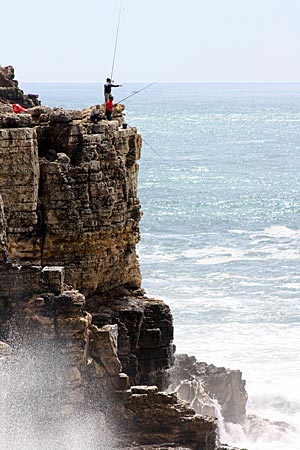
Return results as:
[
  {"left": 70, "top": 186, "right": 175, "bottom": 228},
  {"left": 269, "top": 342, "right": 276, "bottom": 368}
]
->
[
  {"left": 104, "top": 78, "right": 122, "bottom": 103},
  {"left": 13, "top": 103, "right": 27, "bottom": 114},
  {"left": 90, "top": 104, "right": 101, "bottom": 123},
  {"left": 105, "top": 95, "right": 114, "bottom": 121}
]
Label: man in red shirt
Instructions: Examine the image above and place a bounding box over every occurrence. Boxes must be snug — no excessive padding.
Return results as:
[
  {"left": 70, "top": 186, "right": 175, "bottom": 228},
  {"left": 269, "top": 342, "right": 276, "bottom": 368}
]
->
[{"left": 105, "top": 95, "right": 114, "bottom": 121}]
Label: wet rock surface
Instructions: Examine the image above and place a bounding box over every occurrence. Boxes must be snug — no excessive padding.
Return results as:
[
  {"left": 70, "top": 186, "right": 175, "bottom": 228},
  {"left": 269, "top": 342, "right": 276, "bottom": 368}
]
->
[{"left": 169, "top": 354, "right": 248, "bottom": 424}]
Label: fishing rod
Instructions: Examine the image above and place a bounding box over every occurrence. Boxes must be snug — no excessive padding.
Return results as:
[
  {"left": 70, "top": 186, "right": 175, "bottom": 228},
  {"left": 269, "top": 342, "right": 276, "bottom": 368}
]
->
[
  {"left": 111, "top": 0, "right": 123, "bottom": 80},
  {"left": 116, "top": 79, "right": 164, "bottom": 104}
]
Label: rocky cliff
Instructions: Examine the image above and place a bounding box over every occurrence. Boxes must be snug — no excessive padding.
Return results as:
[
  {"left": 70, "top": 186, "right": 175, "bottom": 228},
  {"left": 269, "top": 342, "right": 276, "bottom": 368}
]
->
[{"left": 0, "top": 66, "right": 244, "bottom": 450}]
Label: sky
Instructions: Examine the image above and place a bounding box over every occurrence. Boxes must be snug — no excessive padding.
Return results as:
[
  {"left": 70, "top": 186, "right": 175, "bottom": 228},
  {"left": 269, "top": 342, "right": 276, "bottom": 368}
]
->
[{"left": 2, "top": 0, "right": 300, "bottom": 83}]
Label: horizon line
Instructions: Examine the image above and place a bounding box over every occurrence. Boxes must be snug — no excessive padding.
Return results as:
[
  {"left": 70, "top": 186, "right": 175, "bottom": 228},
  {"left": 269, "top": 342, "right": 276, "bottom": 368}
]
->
[{"left": 21, "top": 80, "right": 300, "bottom": 85}]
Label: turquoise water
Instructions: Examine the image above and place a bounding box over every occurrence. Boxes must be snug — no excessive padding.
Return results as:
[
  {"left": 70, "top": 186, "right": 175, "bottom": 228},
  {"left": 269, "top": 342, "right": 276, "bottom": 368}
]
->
[{"left": 24, "top": 82, "right": 300, "bottom": 449}]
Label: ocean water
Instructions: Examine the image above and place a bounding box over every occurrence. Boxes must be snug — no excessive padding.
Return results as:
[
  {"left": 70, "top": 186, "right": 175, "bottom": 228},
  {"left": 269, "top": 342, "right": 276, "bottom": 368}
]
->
[{"left": 24, "top": 82, "right": 300, "bottom": 449}]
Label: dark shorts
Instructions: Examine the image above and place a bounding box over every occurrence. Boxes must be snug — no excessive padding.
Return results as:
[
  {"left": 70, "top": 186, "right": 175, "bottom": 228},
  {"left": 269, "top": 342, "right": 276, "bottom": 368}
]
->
[
  {"left": 105, "top": 110, "right": 112, "bottom": 121},
  {"left": 90, "top": 113, "right": 100, "bottom": 123}
]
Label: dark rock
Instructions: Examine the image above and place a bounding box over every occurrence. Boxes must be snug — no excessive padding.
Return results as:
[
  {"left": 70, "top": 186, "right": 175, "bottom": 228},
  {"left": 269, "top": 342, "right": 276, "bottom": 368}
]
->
[
  {"left": 0, "top": 65, "right": 40, "bottom": 107},
  {"left": 169, "top": 354, "right": 248, "bottom": 424}
]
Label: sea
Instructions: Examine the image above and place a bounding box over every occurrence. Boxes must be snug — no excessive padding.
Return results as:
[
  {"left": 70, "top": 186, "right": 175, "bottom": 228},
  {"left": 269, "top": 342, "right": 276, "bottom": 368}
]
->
[{"left": 23, "top": 81, "right": 300, "bottom": 450}]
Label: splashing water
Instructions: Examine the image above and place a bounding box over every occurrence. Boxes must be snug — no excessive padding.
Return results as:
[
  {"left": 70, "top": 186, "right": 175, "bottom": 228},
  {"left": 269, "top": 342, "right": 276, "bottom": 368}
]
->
[
  {"left": 0, "top": 342, "right": 116, "bottom": 450},
  {"left": 172, "top": 375, "right": 300, "bottom": 450}
]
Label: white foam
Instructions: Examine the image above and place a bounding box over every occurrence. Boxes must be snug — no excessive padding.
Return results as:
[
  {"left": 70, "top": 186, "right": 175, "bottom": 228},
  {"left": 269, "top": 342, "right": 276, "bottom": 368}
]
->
[
  {"left": 141, "top": 252, "right": 177, "bottom": 261},
  {"left": 264, "top": 225, "right": 300, "bottom": 239},
  {"left": 183, "top": 246, "right": 245, "bottom": 259}
]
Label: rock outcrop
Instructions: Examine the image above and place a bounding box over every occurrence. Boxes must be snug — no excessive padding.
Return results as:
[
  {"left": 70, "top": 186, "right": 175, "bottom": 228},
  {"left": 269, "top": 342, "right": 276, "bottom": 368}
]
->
[
  {"left": 169, "top": 355, "right": 248, "bottom": 425},
  {"left": 0, "top": 65, "right": 40, "bottom": 108},
  {"left": 0, "top": 67, "right": 222, "bottom": 450}
]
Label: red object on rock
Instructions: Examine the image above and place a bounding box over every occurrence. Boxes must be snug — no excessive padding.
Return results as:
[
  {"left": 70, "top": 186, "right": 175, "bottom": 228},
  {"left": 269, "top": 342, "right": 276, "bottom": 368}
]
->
[{"left": 13, "top": 103, "right": 27, "bottom": 114}]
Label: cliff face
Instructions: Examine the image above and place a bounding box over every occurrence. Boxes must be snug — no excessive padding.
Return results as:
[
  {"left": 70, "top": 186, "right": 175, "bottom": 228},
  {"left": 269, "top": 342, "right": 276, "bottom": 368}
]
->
[
  {"left": 0, "top": 107, "right": 142, "bottom": 295},
  {"left": 0, "top": 102, "right": 176, "bottom": 386},
  {"left": 0, "top": 66, "right": 220, "bottom": 450}
]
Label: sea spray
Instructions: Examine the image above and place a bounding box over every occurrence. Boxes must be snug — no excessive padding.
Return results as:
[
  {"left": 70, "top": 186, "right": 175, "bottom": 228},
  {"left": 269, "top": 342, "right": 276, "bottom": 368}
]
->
[
  {"left": 0, "top": 341, "right": 115, "bottom": 450},
  {"left": 174, "top": 376, "right": 227, "bottom": 441},
  {"left": 169, "top": 357, "right": 300, "bottom": 450}
]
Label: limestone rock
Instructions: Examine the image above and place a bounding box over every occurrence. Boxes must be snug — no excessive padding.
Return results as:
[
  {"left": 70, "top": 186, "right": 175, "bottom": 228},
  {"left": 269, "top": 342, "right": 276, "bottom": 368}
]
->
[
  {"left": 120, "top": 386, "right": 219, "bottom": 450},
  {"left": 0, "top": 102, "right": 13, "bottom": 113},
  {"left": 90, "top": 324, "right": 122, "bottom": 376},
  {"left": 49, "top": 108, "right": 73, "bottom": 123},
  {"left": 89, "top": 296, "right": 174, "bottom": 389},
  {"left": 41, "top": 266, "right": 64, "bottom": 294},
  {"left": 169, "top": 354, "right": 248, "bottom": 424},
  {"left": 0, "top": 112, "right": 32, "bottom": 128},
  {"left": 0, "top": 65, "right": 40, "bottom": 108}
]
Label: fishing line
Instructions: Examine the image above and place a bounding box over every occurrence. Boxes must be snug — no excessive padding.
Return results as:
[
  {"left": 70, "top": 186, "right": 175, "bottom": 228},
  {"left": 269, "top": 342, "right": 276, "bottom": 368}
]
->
[
  {"left": 116, "top": 79, "right": 164, "bottom": 104},
  {"left": 125, "top": 124, "right": 165, "bottom": 161},
  {"left": 116, "top": 79, "right": 166, "bottom": 161},
  {"left": 142, "top": 138, "right": 165, "bottom": 161},
  {"left": 111, "top": 0, "right": 123, "bottom": 81}
]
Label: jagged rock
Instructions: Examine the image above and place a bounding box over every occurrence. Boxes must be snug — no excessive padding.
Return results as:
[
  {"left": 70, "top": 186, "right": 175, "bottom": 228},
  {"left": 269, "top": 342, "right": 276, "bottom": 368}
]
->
[
  {"left": 0, "top": 125, "right": 40, "bottom": 261},
  {"left": 0, "top": 65, "right": 40, "bottom": 108},
  {"left": 120, "top": 386, "right": 219, "bottom": 450},
  {"left": 169, "top": 355, "right": 247, "bottom": 424},
  {"left": 49, "top": 107, "right": 73, "bottom": 123},
  {"left": 90, "top": 324, "right": 122, "bottom": 376},
  {"left": 174, "top": 378, "right": 221, "bottom": 418},
  {"left": 28, "top": 105, "right": 52, "bottom": 118},
  {"left": 89, "top": 296, "right": 174, "bottom": 389},
  {"left": 41, "top": 266, "right": 65, "bottom": 294}
]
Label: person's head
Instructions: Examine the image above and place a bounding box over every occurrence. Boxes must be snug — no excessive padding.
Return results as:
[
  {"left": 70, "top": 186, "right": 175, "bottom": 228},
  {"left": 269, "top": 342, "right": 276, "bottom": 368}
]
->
[
  {"left": 106, "top": 78, "right": 111, "bottom": 83},
  {"left": 109, "top": 95, "right": 114, "bottom": 101},
  {"left": 96, "top": 104, "right": 100, "bottom": 108}
]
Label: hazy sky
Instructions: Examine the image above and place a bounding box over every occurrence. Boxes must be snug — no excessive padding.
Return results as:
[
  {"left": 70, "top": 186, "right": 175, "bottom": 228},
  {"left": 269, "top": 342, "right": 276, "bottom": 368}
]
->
[{"left": 2, "top": 0, "right": 300, "bottom": 83}]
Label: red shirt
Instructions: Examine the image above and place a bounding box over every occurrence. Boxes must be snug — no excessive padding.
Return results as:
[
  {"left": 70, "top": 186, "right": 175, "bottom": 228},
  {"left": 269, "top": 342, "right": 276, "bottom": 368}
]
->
[{"left": 105, "top": 99, "right": 113, "bottom": 112}]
